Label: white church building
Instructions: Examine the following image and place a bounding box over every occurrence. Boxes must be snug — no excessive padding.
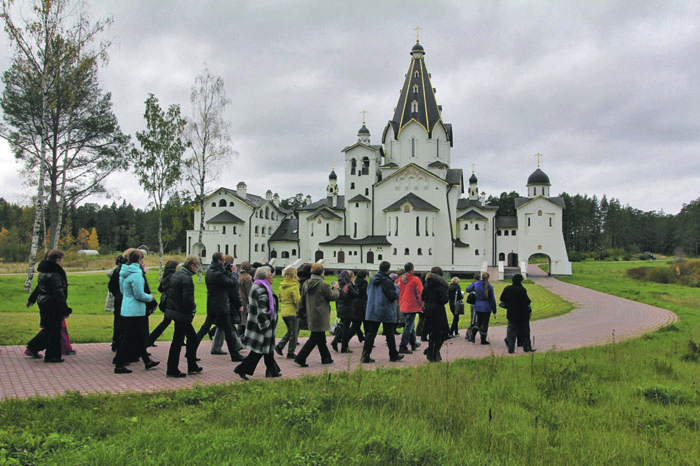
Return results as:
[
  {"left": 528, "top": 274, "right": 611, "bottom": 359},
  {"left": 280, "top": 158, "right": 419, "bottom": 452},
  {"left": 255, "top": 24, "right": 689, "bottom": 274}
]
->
[{"left": 186, "top": 40, "right": 572, "bottom": 276}]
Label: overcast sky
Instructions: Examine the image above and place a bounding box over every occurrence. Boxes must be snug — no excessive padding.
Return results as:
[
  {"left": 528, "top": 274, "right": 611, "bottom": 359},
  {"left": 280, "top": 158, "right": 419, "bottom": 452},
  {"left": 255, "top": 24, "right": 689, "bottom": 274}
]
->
[{"left": 1, "top": 0, "right": 699, "bottom": 215}]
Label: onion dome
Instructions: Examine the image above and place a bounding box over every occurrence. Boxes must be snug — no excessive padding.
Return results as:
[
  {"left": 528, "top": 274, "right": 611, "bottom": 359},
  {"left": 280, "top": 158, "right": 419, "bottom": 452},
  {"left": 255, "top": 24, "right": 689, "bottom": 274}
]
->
[
  {"left": 329, "top": 169, "right": 337, "bottom": 180},
  {"left": 358, "top": 124, "right": 370, "bottom": 135},
  {"left": 527, "top": 168, "right": 551, "bottom": 185},
  {"left": 469, "top": 173, "right": 478, "bottom": 184}
]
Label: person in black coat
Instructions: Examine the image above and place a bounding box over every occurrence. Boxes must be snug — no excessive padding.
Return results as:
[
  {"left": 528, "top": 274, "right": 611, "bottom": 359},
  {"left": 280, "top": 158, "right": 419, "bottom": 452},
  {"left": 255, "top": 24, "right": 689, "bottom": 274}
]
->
[
  {"left": 447, "top": 277, "right": 464, "bottom": 337},
  {"left": 147, "top": 260, "right": 179, "bottom": 346},
  {"left": 165, "top": 255, "right": 202, "bottom": 377},
  {"left": 499, "top": 273, "right": 535, "bottom": 353},
  {"left": 351, "top": 270, "right": 367, "bottom": 343},
  {"left": 421, "top": 267, "right": 450, "bottom": 362},
  {"left": 195, "top": 252, "right": 244, "bottom": 361},
  {"left": 108, "top": 254, "right": 128, "bottom": 351},
  {"left": 26, "top": 250, "right": 72, "bottom": 362},
  {"left": 330, "top": 270, "right": 359, "bottom": 353}
]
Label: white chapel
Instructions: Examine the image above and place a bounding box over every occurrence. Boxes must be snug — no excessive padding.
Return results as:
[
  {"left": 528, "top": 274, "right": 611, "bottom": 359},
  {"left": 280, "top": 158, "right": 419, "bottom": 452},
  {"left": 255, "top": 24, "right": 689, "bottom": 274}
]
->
[{"left": 186, "top": 40, "right": 572, "bottom": 276}]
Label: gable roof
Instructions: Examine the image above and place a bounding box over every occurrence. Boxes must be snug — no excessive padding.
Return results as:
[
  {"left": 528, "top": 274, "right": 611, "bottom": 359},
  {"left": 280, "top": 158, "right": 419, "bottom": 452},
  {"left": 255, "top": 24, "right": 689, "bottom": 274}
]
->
[
  {"left": 514, "top": 196, "right": 566, "bottom": 210},
  {"left": 383, "top": 192, "right": 439, "bottom": 212},
  {"left": 375, "top": 162, "right": 448, "bottom": 189},
  {"left": 306, "top": 208, "right": 343, "bottom": 220},
  {"left": 269, "top": 218, "right": 299, "bottom": 242},
  {"left": 495, "top": 216, "right": 518, "bottom": 228},
  {"left": 457, "top": 210, "right": 488, "bottom": 221},
  {"left": 457, "top": 198, "right": 499, "bottom": 211},
  {"left": 207, "top": 210, "right": 245, "bottom": 224},
  {"left": 348, "top": 194, "right": 371, "bottom": 203},
  {"left": 297, "top": 195, "right": 345, "bottom": 212}
]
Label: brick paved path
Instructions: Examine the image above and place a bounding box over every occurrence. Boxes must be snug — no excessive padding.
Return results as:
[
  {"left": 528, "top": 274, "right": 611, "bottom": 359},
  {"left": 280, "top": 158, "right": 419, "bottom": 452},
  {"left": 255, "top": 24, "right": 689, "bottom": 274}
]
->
[{"left": 0, "top": 266, "right": 677, "bottom": 400}]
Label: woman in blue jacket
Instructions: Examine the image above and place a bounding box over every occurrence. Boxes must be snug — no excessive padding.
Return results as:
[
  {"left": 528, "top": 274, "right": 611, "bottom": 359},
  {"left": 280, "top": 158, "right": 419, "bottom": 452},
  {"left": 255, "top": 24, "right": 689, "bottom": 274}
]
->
[
  {"left": 113, "top": 249, "right": 160, "bottom": 374},
  {"left": 466, "top": 271, "right": 497, "bottom": 345}
]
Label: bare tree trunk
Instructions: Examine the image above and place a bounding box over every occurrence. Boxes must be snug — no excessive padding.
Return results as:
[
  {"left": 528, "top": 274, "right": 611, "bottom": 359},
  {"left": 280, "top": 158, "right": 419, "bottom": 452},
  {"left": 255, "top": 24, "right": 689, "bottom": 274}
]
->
[
  {"left": 158, "top": 208, "right": 164, "bottom": 280},
  {"left": 197, "top": 196, "right": 205, "bottom": 282}
]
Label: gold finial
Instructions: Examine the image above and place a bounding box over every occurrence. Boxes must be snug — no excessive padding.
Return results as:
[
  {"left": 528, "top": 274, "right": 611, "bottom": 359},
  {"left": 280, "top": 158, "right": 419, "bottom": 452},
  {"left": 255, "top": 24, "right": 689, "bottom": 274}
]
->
[
  {"left": 414, "top": 25, "right": 422, "bottom": 42},
  {"left": 471, "top": 163, "right": 476, "bottom": 174},
  {"left": 534, "top": 152, "right": 543, "bottom": 168},
  {"left": 361, "top": 109, "right": 367, "bottom": 125}
]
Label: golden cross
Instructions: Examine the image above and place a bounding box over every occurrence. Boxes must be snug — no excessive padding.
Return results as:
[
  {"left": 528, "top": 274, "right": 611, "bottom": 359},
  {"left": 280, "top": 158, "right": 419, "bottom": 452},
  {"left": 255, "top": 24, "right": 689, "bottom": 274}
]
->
[
  {"left": 414, "top": 25, "right": 422, "bottom": 42},
  {"left": 361, "top": 109, "right": 367, "bottom": 125},
  {"left": 534, "top": 152, "right": 543, "bottom": 168}
]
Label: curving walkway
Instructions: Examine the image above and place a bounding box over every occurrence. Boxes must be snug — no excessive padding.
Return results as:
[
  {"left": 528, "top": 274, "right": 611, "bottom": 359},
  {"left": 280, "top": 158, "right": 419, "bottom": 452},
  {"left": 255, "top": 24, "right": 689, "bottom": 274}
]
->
[{"left": 0, "top": 266, "right": 678, "bottom": 400}]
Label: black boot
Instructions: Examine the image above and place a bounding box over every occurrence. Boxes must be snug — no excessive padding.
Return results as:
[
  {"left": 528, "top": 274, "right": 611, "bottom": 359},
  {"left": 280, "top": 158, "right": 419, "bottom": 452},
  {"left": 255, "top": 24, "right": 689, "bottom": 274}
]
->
[{"left": 480, "top": 334, "right": 490, "bottom": 345}]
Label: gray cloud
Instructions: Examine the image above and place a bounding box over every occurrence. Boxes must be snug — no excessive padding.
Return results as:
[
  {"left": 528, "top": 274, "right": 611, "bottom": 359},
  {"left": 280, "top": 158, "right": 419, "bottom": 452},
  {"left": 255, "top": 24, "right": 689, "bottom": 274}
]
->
[{"left": 1, "top": 0, "right": 699, "bottom": 214}]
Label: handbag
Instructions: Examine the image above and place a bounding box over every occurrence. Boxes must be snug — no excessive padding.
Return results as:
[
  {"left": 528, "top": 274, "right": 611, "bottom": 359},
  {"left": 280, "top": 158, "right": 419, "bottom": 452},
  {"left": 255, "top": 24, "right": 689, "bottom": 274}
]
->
[
  {"left": 455, "top": 299, "right": 465, "bottom": 315},
  {"left": 466, "top": 292, "right": 476, "bottom": 305},
  {"left": 330, "top": 319, "right": 343, "bottom": 336}
]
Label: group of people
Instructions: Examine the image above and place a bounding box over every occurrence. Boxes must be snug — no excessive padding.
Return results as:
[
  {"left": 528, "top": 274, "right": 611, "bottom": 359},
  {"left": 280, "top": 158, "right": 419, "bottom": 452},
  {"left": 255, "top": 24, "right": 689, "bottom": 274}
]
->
[{"left": 25, "top": 250, "right": 536, "bottom": 380}]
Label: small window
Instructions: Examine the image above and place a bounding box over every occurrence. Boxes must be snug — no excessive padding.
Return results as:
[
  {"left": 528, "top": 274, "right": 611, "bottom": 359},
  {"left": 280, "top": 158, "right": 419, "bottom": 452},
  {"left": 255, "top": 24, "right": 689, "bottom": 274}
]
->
[
  {"left": 538, "top": 210, "right": 543, "bottom": 216},
  {"left": 254, "top": 244, "right": 259, "bottom": 252},
  {"left": 393, "top": 248, "right": 397, "bottom": 255},
  {"left": 282, "top": 251, "right": 290, "bottom": 258},
  {"left": 365, "top": 188, "right": 369, "bottom": 196},
  {"left": 233, "top": 226, "right": 237, "bottom": 234},
  {"left": 351, "top": 159, "right": 357, "bottom": 175},
  {"left": 416, "top": 217, "right": 420, "bottom": 236},
  {"left": 475, "top": 249, "right": 480, "bottom": 256},
  {"left": 413, "top": 84, "right": 418, "bottom": 94},
  {"left": 504, "top": 230, "right": 509, "bottom": 236},
  {"left": 355, "top": 203, "right": 359, "bottom": 208},
  {"left": 417, "top": 248, "right": 422, "bottom": 255},
  {"left": 411, "top": 101, "right": 418, "bottom": 113},
  {"left": 511, "top": 230, "right": 516, "bottom": 236},
  {"left": 414, "top": 71, "right": 419, "bottom": 78},
  {"left": 428, "top": 249, "right": 432, "bottom": 255},
  {"left": 219, "top": 199, "right": 226, "bottom": 207},
  {"left": 404, "top": 248, "right": 410, "bottom": 255},
  {"left": 464, "top": 224, "right": 469, "bottom": 231},
  {"left": 261, "top": 244, "right": 265, "bottom": 252},
  {"left": 549, "top": 218, "right": 553, "bottom": 227},
  {"left": 496, "top": 230, "right": 502, "bottom": 236},
  {"left": 475, "top": 224, "right": 480, "bottom": 231},
  {"left": 326, "top": 224, "right": 330, "bottom": 236},
  {"left": 211, "top": 202, "right": 216, "bottom": 207},
  {"left": 350, "top": 182, "right": 355, "bottom": 189},
  {"left": 499, "top": 253, "right": 505, "bottom": 261},
  {"left": 255, "top": 226, "right": 259, "bottom": 234},
  {"left": 292, "top": 249, "right": 297, "bottom": 255},
  {"left": 377, "top": 254, "right": 383, "bottom": 260},
  {"left": 229, "top": 201, "right": 234, "bottom": 206},
  {"left": 528, "top": 218, "right": 531, "bottom": 227},
  {"left": 222, "top": 226, "right": 226, "bottom": 234}
]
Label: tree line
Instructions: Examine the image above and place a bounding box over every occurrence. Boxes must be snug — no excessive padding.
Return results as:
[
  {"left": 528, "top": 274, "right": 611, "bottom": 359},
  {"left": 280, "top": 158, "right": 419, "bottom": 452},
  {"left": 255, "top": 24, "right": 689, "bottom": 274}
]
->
[{"left": 1, "top": 191, "right": 698, "bottom": 263}]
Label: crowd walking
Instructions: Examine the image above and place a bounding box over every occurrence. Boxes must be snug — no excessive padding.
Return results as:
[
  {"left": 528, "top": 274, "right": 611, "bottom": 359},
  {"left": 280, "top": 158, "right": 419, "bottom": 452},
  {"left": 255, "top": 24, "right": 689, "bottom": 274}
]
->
[{"left": 23, "top": 249, "right": 539, "bottom": 382}]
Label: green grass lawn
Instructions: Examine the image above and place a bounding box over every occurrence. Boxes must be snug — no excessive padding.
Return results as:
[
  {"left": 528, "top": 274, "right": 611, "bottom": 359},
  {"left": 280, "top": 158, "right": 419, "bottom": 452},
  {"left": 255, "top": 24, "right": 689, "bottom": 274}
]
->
[
  {"left": 0, "top": 272, "right": 571, "bottom": 346},
  {"left": 2, "top": 261, "right": 698, "bottom": 465}
]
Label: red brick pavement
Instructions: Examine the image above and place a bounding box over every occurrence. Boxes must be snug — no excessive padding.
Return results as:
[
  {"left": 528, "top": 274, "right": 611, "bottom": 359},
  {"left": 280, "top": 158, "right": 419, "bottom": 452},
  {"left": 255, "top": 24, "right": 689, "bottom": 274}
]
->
[{"left": 0, "top": 266, "right": 677, "bottom": 400}]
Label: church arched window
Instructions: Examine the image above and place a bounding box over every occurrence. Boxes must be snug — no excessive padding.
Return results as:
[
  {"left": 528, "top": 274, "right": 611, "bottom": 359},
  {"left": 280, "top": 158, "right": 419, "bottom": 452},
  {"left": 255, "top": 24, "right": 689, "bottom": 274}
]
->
[
  {"left": 362, "top": 157, "right": 370, "bottom": 175},
  {"left": 413, "top": 84, "right": 418, "bottom": 94},
  {"left": 219, "top": 199, "right": 226, "bottom": 207},
  {"left": 411, "top": 101, "right": 418, "bottom": 113},
  {"left": 350, "top": 182, "right": 355, "bottom": 190},
  {"left": 414, "top": 71, "right": 419, "bottom": 78},
  {"left": 351, "top": 158, "right": 357, "bottom": 175},
  {"left": 411, "top": 137, "right": 416, "bottom": 157}
]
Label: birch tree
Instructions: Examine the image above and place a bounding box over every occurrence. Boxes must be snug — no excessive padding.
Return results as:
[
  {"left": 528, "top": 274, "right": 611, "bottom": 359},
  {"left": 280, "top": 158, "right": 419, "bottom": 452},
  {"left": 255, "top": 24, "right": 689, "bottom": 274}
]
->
[
  {"left": 184, "top": 65, "right": 234, "bottom": 280},
  {"left": 1, "top": 0, "right": 115, "bottom": 290},
  {"left": 129, "top": 94, "right": 187, "bottom": 278}
]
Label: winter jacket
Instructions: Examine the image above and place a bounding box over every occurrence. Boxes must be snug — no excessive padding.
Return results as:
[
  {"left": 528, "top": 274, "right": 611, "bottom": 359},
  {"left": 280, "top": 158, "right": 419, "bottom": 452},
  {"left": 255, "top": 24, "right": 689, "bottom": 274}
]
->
[
  {"left": 242, "top": 283, "right": 278, "bottom": 354},
  {"left": 365, "top": 271, "right": 400, "bottom": 323},
  {"left": 205, "top": 262, "right": 238, "bottom": 316},
  {"left": 353, "top": 276, "right": 368, "bottom": 321},
  {"left": 467, "top": 280, "right": 497, "bottom": 314},
  {"left": 158, "top": 265, "right": 177, "bottom": 312},
  {"left": 28, "top": 259, "right": 71, "bottom": 327},
  {"left": 165, "top": 267, "right": 197, "bottom": 323},
  {"left": 421, "top": 272, "right": 450, "bottom": 335},
  {"left": 278, "top": 279, "right": 301, "bottom": 318},
  {"left": 336, "top": 282, "right": 359, "bottom": 320},
  {"left": 448, "top": 282, "right": 464, "bottom": 314},
  {"left": 302, "top": 276, "right": 339, "bottom": 332},
  {"left": 397, "top": 273, "right": 423, "bottom": 314},
  {"left": 108, "top": 265, "right": 123, "bottom": 316},
  {"left": 119, "top": 263, "right": 154, "bottom": 317},
  {"left": 499, "top": 283, "right": 532, "bottom": 321}
]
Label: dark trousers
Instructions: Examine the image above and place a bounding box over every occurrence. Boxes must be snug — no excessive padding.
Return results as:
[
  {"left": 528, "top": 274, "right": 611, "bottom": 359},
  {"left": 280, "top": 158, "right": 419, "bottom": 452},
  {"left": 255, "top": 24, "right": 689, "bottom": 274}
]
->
[
  {"left": 27, "top": 310, "right": 63, "bottom": 361},
  {"left": 167, "top": 320, "right": 199, "bottom": 372},
  {"left": 505, "top": 319, "right": 532, "bottom": 352},
  {"left": 349, "top": 319, "right": 364, "bottom": 342},
  {"left": 148, "top": 316, "right": 172, "bottom": 346},
  {"left": 295, "top": 331, "right": 333, "bottom": 363},
  {"left": 236, "top": 351, "right": 278, "bottom": 376},
  {"left": 330, "top": 317, "right": 354, "bottom": 351},
  {"left": 361, "top": 321, "right": 399, "bottom": 361},
  {"left": 277, "top": 316, "right": 299, "bottom": 354},
  {"left": 196, "top": 313, "right": 240, "bottom": 358},
  {"left": 111, "top": 310, "right": 125, "bottom": 351},
  {"left": 450, "top": 312, "right": 460, "bottom": 335},
  {"left": 476, "top": 312, "right": 491, "bottom": 338},
  {"left": 113, "top": 316, "right": 151, "bottom": 367}
]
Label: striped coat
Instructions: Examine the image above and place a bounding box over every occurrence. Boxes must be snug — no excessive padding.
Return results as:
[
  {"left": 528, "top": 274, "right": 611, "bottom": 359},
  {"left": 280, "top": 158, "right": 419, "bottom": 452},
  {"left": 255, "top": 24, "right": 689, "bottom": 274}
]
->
[{"left": 241, "top": 283, "right": 278, "bottom": 355}]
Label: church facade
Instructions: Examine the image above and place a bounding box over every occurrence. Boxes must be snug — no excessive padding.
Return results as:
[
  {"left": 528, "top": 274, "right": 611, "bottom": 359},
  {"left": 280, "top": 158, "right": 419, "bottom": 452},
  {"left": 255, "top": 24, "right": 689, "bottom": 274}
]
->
[{"left": 185, "top": 40, "right": 572, "bottom": 276}]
